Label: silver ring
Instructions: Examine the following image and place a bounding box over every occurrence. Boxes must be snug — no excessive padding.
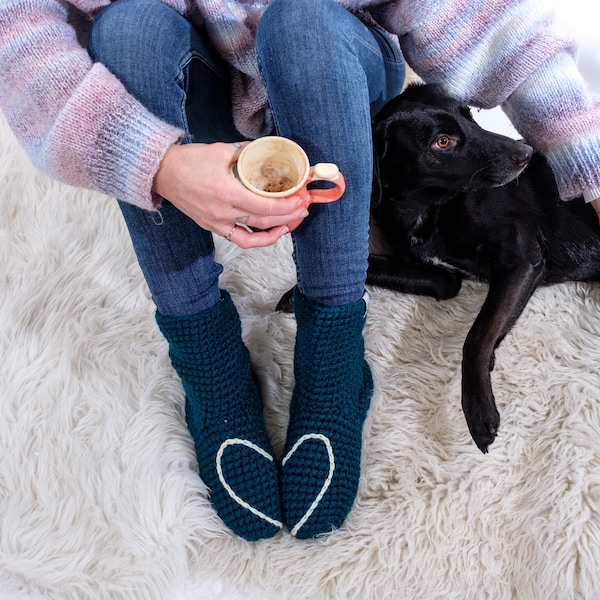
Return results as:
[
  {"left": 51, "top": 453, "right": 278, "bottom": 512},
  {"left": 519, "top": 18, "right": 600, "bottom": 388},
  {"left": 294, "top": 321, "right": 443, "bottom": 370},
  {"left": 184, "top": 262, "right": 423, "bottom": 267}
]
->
[{"left": 225, "top": 225, "right": 237, "bottom": 241}]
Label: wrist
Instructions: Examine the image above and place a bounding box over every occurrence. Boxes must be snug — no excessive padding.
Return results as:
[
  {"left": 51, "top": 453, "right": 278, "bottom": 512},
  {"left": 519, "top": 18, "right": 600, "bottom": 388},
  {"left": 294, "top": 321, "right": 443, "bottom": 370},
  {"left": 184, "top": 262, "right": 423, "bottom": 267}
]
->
[{"left": 152, "top": 144, "right": 182, "bottom": 199}]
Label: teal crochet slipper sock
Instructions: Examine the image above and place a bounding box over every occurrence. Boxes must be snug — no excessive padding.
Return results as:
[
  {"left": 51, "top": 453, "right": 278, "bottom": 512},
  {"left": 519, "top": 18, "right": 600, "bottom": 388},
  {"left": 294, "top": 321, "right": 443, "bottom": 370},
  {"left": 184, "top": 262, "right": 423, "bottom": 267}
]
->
[
  {"left": 281, "top": 288, "right": 374, "bottom": 539},
  {"left": 156, "top": 291, "right": 282, "bottom": 541}
]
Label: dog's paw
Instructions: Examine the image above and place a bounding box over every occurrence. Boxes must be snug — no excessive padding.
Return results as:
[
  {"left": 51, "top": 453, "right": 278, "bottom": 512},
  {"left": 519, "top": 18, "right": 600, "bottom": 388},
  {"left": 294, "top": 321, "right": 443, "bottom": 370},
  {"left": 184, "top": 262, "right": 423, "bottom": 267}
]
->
[{"left": 462, "top": 395, "right": 500, "bottom": 454}]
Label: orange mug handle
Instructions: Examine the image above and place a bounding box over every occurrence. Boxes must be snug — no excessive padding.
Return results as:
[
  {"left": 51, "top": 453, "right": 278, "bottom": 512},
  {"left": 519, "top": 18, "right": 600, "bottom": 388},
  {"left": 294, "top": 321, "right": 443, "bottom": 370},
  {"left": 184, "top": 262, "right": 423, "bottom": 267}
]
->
[{"left": 305, "top": 163, "right": 346, "bottom": 204}]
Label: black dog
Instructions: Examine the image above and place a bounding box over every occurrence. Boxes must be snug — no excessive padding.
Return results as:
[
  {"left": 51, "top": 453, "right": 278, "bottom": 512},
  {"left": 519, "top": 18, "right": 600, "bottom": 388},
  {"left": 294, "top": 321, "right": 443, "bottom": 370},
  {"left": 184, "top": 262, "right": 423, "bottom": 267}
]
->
[{"left": 368, "top": 83, "right": 600, "bottom": 453}]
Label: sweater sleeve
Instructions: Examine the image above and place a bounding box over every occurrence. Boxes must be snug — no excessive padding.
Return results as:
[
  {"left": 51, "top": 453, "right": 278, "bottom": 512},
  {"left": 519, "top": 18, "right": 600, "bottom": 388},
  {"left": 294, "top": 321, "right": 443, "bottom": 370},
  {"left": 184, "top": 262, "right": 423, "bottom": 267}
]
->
[
  {"left": 373, "top": 0, "right": 600, "bottom": 201},
  {"left": 502, "top": 53, "right": 600, "bottom": 201},
  {"left": 0, "top": 0, "right": 184, "bottom": 209}
]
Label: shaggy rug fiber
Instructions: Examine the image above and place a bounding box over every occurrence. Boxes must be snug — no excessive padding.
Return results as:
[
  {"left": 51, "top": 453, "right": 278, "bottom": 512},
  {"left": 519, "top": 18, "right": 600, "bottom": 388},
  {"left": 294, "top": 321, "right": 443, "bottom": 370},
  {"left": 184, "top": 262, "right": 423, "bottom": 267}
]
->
[{"left": 2, "top": 104, "right": 600, "bottom": 600}]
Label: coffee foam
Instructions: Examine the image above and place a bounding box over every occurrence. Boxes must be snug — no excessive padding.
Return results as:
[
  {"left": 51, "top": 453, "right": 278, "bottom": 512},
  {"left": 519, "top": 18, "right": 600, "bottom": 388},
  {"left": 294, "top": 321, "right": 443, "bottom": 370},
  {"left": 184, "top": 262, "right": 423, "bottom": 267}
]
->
[{"left": 249, "top": 160, "right": 298, "bottom": 193}]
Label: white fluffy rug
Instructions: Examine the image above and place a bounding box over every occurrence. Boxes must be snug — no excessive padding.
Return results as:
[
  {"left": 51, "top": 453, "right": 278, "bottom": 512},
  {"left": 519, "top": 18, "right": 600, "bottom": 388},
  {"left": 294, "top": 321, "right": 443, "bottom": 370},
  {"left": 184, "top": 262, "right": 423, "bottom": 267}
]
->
[{"left": 2, "top": 106, "right": 600, "bottom": 600}]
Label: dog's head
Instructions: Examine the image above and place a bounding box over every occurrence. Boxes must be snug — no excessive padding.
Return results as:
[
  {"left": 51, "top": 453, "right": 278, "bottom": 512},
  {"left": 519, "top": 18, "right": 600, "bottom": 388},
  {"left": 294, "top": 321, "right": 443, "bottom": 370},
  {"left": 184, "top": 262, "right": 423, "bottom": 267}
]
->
[{"left": 372, "top": 84, "right": 533, "bottom": 206}]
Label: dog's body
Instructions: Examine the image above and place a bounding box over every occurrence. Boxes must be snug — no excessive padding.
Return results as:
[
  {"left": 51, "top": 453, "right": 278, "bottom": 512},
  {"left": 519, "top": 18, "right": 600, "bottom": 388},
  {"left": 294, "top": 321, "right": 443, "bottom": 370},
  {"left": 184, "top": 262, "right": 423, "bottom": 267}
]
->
[{"left": 368, "top": 84, "right": 600, "bottom": 452}]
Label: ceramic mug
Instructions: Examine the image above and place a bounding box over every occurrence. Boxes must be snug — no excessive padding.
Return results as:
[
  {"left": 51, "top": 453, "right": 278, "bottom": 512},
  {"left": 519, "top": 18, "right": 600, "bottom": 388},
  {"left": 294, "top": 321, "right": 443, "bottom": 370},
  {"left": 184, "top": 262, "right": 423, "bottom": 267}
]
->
[{"left": 235, "top": 136, "right": 346, "bottom": 231}]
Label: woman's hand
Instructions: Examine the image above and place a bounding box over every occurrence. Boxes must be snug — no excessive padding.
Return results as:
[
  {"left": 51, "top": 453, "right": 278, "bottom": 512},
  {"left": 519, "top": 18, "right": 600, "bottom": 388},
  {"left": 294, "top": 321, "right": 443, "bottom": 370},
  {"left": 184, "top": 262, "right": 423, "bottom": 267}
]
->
[{"left": 152, "top": 142, "right": 309, "bottom": 248}]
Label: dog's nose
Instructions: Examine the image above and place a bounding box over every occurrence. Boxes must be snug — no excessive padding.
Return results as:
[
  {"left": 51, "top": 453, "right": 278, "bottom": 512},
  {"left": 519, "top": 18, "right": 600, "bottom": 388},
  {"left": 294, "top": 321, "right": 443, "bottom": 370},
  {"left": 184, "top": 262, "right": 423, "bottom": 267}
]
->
[{"left": 513, "top": 144, "right": 533, "bottom": 168}]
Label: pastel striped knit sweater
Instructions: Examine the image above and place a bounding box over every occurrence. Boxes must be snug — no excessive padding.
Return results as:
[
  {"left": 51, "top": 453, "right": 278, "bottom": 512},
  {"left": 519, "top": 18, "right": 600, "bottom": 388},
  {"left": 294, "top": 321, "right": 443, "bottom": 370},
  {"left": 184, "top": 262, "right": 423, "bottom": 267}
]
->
[{"left": 1, "top": 0, "right": 599, "bottom": 210}]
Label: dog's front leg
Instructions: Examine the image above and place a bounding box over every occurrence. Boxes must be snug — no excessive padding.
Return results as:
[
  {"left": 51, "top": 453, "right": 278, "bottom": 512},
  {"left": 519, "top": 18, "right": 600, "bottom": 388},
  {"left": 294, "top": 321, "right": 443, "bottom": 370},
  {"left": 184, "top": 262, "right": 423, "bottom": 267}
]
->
[
  {"left": 367, "top": 254, "right": 463, "bottom": 299},
  {"left": 461, "top": 260, "right": 545, "bottom": 453}
]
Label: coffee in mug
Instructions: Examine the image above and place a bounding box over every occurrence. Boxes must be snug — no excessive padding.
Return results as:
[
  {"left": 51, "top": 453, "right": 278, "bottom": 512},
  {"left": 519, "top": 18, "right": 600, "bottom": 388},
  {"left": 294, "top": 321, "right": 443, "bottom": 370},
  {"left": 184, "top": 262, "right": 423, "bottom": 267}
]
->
[{"left": 235, "top": 136, "right": 345, "bottom": 230}]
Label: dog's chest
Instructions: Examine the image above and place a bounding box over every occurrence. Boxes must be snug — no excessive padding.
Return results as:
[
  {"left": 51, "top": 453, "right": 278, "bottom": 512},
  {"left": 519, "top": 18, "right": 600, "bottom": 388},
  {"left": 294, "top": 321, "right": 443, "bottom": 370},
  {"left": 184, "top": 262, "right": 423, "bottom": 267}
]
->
[
  {"left": 405, "top": 205, "right": 485, "bottom": 279},
  {"left": 411, "top": 230, "right": 471, "bottom": 276}
]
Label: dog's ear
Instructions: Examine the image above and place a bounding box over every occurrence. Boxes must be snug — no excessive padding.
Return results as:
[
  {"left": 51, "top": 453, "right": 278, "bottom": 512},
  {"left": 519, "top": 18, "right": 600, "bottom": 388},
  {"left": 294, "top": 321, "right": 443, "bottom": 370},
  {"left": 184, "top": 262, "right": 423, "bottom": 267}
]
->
[{"left": 399, "top": 82, "right": 448, "bottom": 106}]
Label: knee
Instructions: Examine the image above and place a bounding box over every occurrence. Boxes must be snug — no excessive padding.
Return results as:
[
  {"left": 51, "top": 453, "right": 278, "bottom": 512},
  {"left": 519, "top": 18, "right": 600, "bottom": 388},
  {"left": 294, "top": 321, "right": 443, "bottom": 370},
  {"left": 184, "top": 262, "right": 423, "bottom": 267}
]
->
[
  {"left": 257, "top": 0, "right": 345, "bottom": 50},
  {"left": 90, "top": 0, "right": 142, "bottom": 49},
  {"left": 88, "top": 0, "right": 173, "bottom": 63}
]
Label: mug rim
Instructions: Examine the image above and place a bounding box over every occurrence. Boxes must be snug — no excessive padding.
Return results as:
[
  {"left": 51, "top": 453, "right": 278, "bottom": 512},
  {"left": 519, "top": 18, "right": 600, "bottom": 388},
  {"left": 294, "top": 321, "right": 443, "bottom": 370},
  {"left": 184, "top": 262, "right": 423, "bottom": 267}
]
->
[{"left": 236, "top": 136, "right": 310, "bottom": 198}]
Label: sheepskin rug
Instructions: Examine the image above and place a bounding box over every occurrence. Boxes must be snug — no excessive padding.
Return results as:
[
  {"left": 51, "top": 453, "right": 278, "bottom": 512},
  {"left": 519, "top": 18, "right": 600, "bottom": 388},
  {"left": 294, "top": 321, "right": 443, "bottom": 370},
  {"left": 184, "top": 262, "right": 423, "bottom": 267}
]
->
[{"left": 2, "top": 107, "right": 600, "bottom": 600}]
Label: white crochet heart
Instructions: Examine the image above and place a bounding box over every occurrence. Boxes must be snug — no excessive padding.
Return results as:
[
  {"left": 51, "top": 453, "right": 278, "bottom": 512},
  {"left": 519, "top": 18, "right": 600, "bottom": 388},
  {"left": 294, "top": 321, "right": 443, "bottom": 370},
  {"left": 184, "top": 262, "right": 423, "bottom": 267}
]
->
[
  {"left": 282, "top": 433, "right": 336, "bottom": 537},
  {"left": 216, "top": 438, "right": 283, "bottom": 530}
]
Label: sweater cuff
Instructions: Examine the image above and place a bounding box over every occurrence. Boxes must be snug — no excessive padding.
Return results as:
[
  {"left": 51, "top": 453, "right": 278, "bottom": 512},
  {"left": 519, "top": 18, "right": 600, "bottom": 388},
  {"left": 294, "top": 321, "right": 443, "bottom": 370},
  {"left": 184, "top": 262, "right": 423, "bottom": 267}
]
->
[
  {"left": 43, "top": 64, "right": 184, "bottom": 210},
  {"left": 583, "top": 188, "right": 600, "bottom": 203}
]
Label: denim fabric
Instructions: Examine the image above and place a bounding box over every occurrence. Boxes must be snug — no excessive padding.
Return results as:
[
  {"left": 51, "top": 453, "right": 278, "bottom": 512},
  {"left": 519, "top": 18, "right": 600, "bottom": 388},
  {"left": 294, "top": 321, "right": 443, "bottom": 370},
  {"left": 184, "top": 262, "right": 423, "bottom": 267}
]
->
[
  {"left": 257, "top": 0, "right": 405, "bottom": 306},
  {"left": 88, "top": 0, "right": 405, "bottom": 314},
  {"left": 88, "top": 0, "right": 239, "bottom": 316}
]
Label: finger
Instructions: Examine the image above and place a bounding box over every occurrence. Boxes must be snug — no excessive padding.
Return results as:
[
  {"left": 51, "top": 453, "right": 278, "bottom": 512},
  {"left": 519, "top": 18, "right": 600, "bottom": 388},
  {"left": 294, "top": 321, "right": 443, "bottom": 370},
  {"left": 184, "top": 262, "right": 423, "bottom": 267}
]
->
[
  {"left": 228, "top": 224, "right": 290, "bottom": 249},
  {"left": 226, "top": 175, "right": 309, "bottom": 228},
  {"left": 229, "top": 140, "right": 250, "bottom": 160},
  {"left": 232, "top": 187, "right": 307, "bottom": 223},
  {"left": 222, "top": 223, "right": 238, "bottom": 241},
  {"left": 241, "top": 206, "right": 309, "bottom": 232}
]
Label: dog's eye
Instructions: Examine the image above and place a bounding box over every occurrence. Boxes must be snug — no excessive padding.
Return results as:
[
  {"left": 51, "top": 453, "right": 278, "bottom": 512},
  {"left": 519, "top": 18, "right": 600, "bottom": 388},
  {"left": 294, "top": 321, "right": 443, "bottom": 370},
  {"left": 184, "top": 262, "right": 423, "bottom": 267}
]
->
[{"left": 435, "top": 136, "right": 452, "bottom": 149}]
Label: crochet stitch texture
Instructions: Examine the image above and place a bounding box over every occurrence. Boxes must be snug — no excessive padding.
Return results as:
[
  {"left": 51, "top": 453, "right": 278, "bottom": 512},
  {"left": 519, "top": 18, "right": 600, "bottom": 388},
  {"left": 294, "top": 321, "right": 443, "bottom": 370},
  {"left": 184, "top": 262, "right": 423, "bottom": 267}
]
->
[
  {"left": 282, "top": 288, "right": 373, "bottom": 538},
  {"left": 155, "top": 291, "right": 282, "bottom": 541}
]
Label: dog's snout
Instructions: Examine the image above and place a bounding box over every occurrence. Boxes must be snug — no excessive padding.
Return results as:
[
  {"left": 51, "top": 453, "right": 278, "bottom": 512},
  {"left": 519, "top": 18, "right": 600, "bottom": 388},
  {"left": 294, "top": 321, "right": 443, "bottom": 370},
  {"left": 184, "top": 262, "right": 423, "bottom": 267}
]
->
[{"left": 513, "top": 144, "right": 533, "bottom": 168}]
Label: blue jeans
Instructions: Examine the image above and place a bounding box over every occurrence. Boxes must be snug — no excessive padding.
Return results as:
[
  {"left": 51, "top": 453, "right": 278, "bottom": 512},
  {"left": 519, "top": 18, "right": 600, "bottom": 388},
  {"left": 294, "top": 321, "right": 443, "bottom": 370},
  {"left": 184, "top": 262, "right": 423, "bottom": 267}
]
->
[{"left": 88, "top": 0, "right": 405, "bottom": 315}]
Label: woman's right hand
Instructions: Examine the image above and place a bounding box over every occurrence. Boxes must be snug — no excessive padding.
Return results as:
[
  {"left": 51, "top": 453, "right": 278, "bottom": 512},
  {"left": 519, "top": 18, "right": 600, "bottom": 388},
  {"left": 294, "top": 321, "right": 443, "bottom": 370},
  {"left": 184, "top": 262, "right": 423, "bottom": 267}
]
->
[{"left": 152, "top": 142, "right": 309, "bottom": 248}]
